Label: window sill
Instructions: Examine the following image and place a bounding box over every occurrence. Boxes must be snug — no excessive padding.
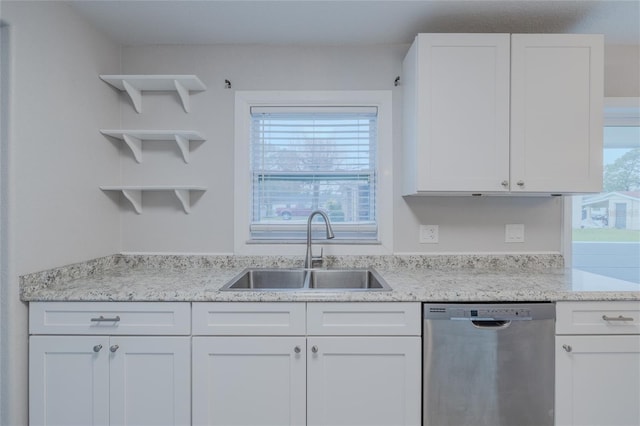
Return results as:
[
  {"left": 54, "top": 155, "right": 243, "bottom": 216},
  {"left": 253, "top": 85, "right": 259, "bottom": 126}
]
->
[
  {"left": 236, "top": 240, "right": 392, "bottom": 256},
  {"left": 246, "top": 239, "right": 382, "bottom": 245}
]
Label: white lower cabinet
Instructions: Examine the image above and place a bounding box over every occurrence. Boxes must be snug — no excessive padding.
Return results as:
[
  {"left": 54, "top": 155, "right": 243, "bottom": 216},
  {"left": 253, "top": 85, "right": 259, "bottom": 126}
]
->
[
  {"left": 28, "top": 302, "right": 191, "bottom": 426},
  {"left": 555, "top": 301, "right": 640, "bottom": 426},
  {"left": 192, "top": 336, "right": 307, "bottom": 426},
  {"left": 306, "top": 336, "right": 421, "bottom": 426},
  {"left": 30, "top": 335, "right": 110, "bottom": 425},
  {"left": 191, "top": 302, "right": 422, "bottom": 426},
  {"left": 29, "top": 301, "right": 421, "bottom": 425},
  {"left": 109, "top": 337, "right": 191, "bottom": 426}
]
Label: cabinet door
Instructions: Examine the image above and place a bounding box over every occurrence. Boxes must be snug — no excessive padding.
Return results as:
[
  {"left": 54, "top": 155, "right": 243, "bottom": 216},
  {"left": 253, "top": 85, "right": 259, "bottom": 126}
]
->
[
  {"left": 29, "top": 336, "right": 110, "bottom": 426},
  {"left": 192, "top": 337, "right": 306, "bottom": 426},
  {"left": 411, "top": 33, "right": 511, "bottom": 193},
  {"left": 109, "top": 337, "right": 191, "bottom": 426},
  {"left": 556, "top": 335, "right": 640, "bottom": 426},
  {"left": 511, "top": 34, "right": 604, "bottom": 193},
  {"left": 307, "top": 336, "right": 421, "bottom": 426}
]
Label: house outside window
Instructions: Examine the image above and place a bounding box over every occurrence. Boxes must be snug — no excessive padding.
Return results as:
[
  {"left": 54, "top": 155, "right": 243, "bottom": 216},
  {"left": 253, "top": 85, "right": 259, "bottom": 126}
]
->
[
  {"left": 570, "top": 98, "right": 640, "bottom": 283},
  {"left": 234, "top": 91, "right": 393, "bottom": 256}
]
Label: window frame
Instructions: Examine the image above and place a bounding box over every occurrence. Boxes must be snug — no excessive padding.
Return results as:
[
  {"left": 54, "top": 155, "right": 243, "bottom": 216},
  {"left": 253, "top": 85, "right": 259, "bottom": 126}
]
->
[
  {"left": 562, "top": 97, "right": 640, "bottom": 267},
  {"left": 234, "top": 90, "right": 393, "bottom": 255}
]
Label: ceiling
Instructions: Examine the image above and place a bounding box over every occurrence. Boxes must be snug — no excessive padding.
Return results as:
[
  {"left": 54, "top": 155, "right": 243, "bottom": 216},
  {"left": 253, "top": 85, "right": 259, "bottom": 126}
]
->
[{"left": 66, "top": 0, "right": 640, "bottom": 46}]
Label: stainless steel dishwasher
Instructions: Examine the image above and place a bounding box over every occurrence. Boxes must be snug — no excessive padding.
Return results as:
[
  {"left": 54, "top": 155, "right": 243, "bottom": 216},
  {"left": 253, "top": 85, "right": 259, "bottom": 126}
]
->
[{"left": 423, "top": 302, "right": 555, "bottom": 426}]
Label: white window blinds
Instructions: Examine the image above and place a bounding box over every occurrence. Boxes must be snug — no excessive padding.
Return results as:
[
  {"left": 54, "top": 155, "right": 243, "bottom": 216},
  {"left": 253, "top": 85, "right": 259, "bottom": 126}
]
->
[{"left": 249, "top": 106, "right": 378, "bottom": 241}]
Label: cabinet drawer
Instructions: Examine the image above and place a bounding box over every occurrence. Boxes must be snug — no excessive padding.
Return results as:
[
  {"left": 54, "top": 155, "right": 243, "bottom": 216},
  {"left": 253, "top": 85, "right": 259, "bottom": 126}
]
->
[
  {"left": 192, "top": 302, "right": 306, "bottom": 335},
  {"left": 29, "top": 302, "right": 191, "bottom": 335},
  {"left": 307, "top": 302, "right": 421, "bottom": 336},
  {"left": 556, "top": 301, "right": 640, "bottom": 335}
]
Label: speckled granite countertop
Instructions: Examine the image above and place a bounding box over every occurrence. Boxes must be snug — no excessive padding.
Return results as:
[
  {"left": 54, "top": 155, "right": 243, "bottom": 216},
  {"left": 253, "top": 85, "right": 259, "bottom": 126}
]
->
[{"left": 20, "top": 254, "right": 639, "bottom": 302}]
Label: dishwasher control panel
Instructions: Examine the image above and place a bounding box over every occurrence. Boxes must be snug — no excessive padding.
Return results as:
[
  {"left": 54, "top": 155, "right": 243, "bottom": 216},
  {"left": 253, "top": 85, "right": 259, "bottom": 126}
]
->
[
  {"left": 460, "top": 307, "right": 531, "bottom": 320},
  {"left": 424, "top": 303, "right": 556, "bottom": 321}
]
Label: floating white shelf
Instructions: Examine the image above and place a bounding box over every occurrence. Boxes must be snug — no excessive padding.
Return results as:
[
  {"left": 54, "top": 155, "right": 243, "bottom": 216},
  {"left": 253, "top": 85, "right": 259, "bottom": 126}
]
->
[
  {"left": 100, "top": 130, "right": 206, "bottom": 163},
  {"left": 100, "top": 185, "right": 207, "bottom": 214},
  {"left": 99, "top": 75, "right": 207, "bottom": 113}
]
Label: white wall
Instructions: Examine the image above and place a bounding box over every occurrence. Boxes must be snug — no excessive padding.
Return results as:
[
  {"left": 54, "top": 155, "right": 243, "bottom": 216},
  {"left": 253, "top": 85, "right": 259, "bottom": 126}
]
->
[
  {"left": 118, "top": 44, "right": 405, "bottom": 252},
  {"left": 119, "top": 44, "right": 564, "bottom": 254},
  {"left": 0, "top": 2, "right": 121, "bottom": 424},
  {"left": 0, "top": 20, "right": 8, "bottom": 426},
  {"left": 605, "top": 45, "right": 640, "bottom": 97}
]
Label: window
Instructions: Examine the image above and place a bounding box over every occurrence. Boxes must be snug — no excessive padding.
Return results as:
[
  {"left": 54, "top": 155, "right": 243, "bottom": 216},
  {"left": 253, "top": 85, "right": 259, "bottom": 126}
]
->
[
  {"left": 234, "top": 91, "right": 392, "bottom": 255},
  {"left": 569, "top": 98, "right": 640, "bottom": 283},
  {"left": 250, "top": 106, "right": 377, "bottom": 240}
]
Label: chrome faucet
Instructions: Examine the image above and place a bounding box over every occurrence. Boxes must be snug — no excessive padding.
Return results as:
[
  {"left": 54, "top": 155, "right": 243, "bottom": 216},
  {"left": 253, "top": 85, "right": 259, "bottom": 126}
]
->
[{"left": 305, "top": 210, "right": 335, "bottom": 269}]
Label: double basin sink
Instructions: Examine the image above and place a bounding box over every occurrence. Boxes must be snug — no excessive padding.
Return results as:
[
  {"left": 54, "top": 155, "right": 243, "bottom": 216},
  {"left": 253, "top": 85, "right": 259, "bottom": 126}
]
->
[{"left": 221, "top": 268, "right": 391, "bottom": 292}]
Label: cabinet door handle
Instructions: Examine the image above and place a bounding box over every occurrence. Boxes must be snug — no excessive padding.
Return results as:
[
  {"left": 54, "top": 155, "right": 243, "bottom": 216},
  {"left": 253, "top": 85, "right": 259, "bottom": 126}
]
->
[
  {"left": 90, "top": 315, "right": 121, "bottom": 322},
  {"left": 516, "top": 180, "right": 525, "bottom": 187},
  {"left": 93, "top": 344, "right": 103, "bottom": 353},
  {"left": 294, "top": 346, "right": 301, "bottom": 354},
  {"left": 562, "top": 344, "right": 572, "bottom": 352},
  {"left": 602, "top": 315, "right": 634, "bottom": 322},
  {"left": 501, "top": 180, "right": 509, "bottom": 188},
  {"left": 311, "top": 345, "right": 318, "bottom": 353},
  {"left": 110, "top": 345, "right": 119, "bottom": 353}
]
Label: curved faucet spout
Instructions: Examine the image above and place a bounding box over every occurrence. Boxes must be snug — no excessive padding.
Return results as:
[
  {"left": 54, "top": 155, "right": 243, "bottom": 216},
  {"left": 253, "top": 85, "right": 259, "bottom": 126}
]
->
[{"left": 305, "top": 210, "right": 335, "bottom": 269}]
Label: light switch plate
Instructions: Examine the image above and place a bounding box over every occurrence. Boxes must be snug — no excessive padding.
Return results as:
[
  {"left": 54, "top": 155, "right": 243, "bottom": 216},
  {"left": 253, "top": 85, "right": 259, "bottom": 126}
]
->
[
  {"left": 505, "top": 224, "right": 525, "bottom": 243},
  {"left": 420, "top": 225, "right": 439, "bottom": 244}
]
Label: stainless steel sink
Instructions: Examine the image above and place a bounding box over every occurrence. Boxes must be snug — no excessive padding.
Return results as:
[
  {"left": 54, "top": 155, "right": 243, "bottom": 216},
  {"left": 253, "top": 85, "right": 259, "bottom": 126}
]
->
[
  {"left": 221, "top": 268, "right": 306, "bottom": 290},
  {"left": 308, "top": 269, "right": 391, "bottom": 290},
  {"left": 221, "top": 268, "right": 391, "bottom": 291}
]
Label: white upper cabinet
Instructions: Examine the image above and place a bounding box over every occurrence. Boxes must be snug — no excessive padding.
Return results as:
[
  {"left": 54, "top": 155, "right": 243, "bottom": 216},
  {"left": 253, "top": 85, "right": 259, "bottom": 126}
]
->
[
  {"left": 510, "top": 34, "right": 603, "bottom": 193},
  {"left": 402, "top": 33, "right": 603, "bottom": 195},
  {"left": 403, "top": 34, "right": 511, "bottom": 194}
]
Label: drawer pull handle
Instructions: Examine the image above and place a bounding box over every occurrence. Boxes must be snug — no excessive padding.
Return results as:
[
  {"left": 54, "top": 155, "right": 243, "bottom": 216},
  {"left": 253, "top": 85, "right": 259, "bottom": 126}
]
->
[
  {"left": 602, "top": 315, "right": 634, "bottom": 322},
  {"left": 562, "top": 344, "right": 572, "bottom": 352},
  {"left": 91, "top": 315, "right": 121, "bottom": 322},
  {"left": 93, "top": 344, "right": 103, "bottom": 353},
  {"left": 110, "top": 345, "right": 119, "bottom": 353}
]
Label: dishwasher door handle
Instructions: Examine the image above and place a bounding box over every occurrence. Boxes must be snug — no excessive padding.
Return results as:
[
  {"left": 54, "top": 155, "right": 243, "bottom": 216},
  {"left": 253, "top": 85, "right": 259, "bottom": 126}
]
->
[{"left": 471, "top": 320, "right": 511, "bottom": 329}]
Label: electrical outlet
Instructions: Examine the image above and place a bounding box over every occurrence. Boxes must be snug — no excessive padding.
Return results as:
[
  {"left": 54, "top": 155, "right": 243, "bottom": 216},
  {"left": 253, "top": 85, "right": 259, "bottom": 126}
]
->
[
  {"left": 505, "top": 224, "right": 525, "bottom": 243},
  {"left": 420, "top": 225, "right": 439, "bottom": 244}
]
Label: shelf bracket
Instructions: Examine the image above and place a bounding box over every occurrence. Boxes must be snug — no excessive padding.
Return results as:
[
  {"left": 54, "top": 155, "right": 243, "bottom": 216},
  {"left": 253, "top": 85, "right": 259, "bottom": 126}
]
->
[
  {"left": 122, "top": 80, "right": 143, "bottom": 113},
  {"left": 174, "top": 79, "right": 190, "bottom": 113},
  {"left": 122, "top": 134, "right": 143, "bottom": 163},
  {"left": 173, "top": 189, "right": 191, "bottom": 214},
  {"left": 120, "top": 189, "right": 142, "bottom": 214},
  {"left": 174, "top": 134, "right": 190, "bottom": 163}
]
